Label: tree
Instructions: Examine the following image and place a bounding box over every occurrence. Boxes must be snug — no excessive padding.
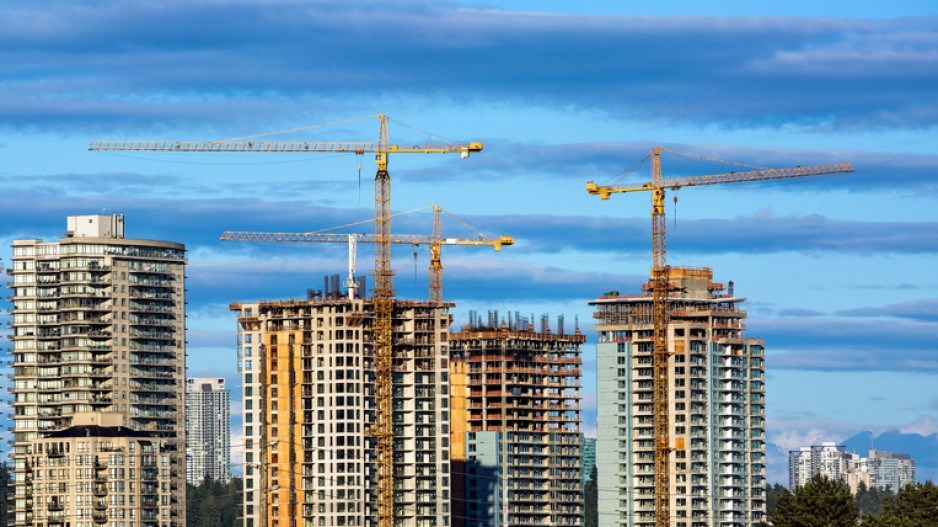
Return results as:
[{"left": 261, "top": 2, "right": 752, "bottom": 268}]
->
[
  {"left": 0, "top": 462, "right": 10, "bottom": 527},
  {"left": 772, "top": 475, "right": 856, "bottom": 527},
  {"left": 187, "top": 476, "right": 243, "bottom": 527},
  {"left": 584, "top": 465, "right": 597, "bottom": 527},
  {"left": 854, "top": 481, "right": 892, "bottom": 519},
  {"left": 765, "top": 482, "right": 790, "bottom": 523},
  {"left": 862, "top": 481, "right": 938, "bottom": 527}
]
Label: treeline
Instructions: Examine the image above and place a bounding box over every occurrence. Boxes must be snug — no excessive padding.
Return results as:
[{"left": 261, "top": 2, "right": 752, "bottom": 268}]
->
[
  {"left": 1, "top": 462, "right": 10, "bottom": 527},
  {"left": 765, "top": 475, "right": 938, "bottom": 526},
  {"left": 187, "top": 477, "right": 243, "bottom": 527}
]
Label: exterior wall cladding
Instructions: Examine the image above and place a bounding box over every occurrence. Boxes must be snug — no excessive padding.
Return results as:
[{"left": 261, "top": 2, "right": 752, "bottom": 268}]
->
[
  {"left": 8, "top": 214, "right": 187, "bottom": 527},
  {"left": 592, "top": 267, "right": 767, "bottom": 527},
  {"left": 449, "top": 323, "right": 585, "bottom": 527},
  {"left": 233, "top": 298, "right": 453, "bottom": 527}
]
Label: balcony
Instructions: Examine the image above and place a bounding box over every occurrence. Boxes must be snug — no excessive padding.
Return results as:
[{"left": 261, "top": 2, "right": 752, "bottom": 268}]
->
[
  {"left": 93, "top": 485, "right": 108, "bottom": 497},
  {"left": 93, "top": 511, "right": 108, "bottom": 524},
  {"left": 46, "top": 500, "right": 64, "bottom": 512}
]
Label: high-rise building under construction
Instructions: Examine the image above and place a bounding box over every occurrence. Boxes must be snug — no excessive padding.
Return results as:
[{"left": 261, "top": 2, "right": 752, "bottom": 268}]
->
[
  {"left": 449, "top": 312, "right": 585, "bottom": 527},
  {"left": 591, "top": 267, "right": 766, "bottom": 527},
  {"left": 232, "top": 293, "right": 453, "bottom": 527},
  {"left": 8, "top": 214, "right": 187, "bottom": 527}
]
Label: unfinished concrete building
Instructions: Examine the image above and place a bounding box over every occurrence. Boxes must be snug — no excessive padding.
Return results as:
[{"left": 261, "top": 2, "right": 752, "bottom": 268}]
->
[
  {"left": 592, "top": 267, "right": 766, "bottom": 527},
  {"left": 449, "top": 312, "right": 585, "bottom": 527},
  {"left": 232, "top": 294, "right": 453, "bottom": 527},
  {"left": 8, "top": 214, "right": 187, "bottom": 527}
]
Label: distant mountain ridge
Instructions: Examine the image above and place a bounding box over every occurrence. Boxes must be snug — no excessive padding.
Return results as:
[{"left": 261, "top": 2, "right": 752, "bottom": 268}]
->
[{"left": 843, "top": 430, "right": 938, "bottom": 483}]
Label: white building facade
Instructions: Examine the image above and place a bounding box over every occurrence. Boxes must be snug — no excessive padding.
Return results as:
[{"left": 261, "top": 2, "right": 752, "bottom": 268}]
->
[{"left": 185, "top": 377, "right": 231, "bottom": 484}]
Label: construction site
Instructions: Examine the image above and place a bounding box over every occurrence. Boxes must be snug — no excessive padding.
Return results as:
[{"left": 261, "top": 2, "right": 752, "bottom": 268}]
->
[{"left": 3, "top": 113, "right": 856, "bottom": 527}]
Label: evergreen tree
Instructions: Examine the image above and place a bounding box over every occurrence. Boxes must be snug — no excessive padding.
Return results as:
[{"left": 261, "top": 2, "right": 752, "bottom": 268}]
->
[
  {"left": 0, "top": 462, "right": 10, "bottom": 527},
  {"left": 765, "top": 482, "right": 790, "bottom": 523},
  {"left": 187, "top": 477, "right": 243, "bottom": 527},
  {"left": 854, "top": 481, "right": 892, "bottom": 519},
  {"left": 773, "top": 475, "right": 856, "bottom": 527},
  {"left": 584, "top": 465, "right": 598, "bottom": 527},
  {"left": 862, "top": 481, "right": 938, "bottom": 527}
]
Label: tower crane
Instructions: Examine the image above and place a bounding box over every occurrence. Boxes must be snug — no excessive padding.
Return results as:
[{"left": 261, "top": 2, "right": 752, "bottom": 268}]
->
[
  {"left": 220, "top": 204, "right": 514, "bottom": 303},
  {"left": 586, "top": 147, "right": 853, "bottom": 527},
  {"left": 89, "top": 115, "right": 483, "bottom": 527}
]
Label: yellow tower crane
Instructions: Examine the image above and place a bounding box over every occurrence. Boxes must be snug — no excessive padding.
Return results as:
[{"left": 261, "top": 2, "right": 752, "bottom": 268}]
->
[
  {"left": 89, "top": 115, "right": 483, "bottom": 527},
  {"left": 219, "top": 204, "right": 514, "bottom": 303},
  {"left": 586, "top": 147, "right": 853, "bottom": 527}
]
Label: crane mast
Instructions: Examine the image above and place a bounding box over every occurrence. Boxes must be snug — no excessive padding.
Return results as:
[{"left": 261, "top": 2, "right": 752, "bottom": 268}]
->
[
  {"left": 430, "top": 204, "right": 444, "bottom": 304},
  {"left": 649, "top": 148, "right": 671, "bottom": 525},
  {"left": 587, "top": 148, "right": 853, "bottom": 527}
]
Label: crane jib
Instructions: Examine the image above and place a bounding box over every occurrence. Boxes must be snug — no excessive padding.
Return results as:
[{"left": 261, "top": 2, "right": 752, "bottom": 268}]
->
[{"left": 88, "top": 140, "right": 482, "bottom": 154}]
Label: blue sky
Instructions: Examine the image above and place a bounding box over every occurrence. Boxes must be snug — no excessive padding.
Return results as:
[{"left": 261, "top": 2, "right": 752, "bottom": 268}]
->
[{"left": 1, "top": 0, "right": 937, "bottom": 485}]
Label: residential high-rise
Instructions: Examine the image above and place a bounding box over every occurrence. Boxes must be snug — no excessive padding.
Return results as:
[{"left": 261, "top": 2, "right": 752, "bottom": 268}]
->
[
  {"left": 788, "top": 443, "right": 848, "bottom": 489},
  {"left": 186, "top": 377, "right": 231, "bottom": 484},
  {"left": 788, "top": 444, "right": 916, "bottom": 493},
  {"left": 869, "top": 449, "right": 916, "bottom": 493},
  {"left": 232, "top": 295, "right": 453, "bottom": 527},
  {"left": 26, "top": 413, "right": 176, "bottom": 527},
  {"left": 449, "top": 313, "right": 585, "bottom": 527},
  {"left": 592, "top": 267, "right": 767, "bottom": 527},
  {"left": 8, "top": 213, "right": 187, "bottom": 527},
  {"left": 788, "top": 447, "right": 814, "bottom": 490}
]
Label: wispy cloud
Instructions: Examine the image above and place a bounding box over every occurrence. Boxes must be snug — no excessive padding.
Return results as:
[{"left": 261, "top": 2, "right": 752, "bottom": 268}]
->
[
  {"left": 754, "top": 314, "right": 938, "bottom": 372},
  {"left": 839, "top": 298, "right": 938, "bottom": 322},
  {"left": 1, "top": 2, "right": 935, "bottom": 130},
  {"left": 1, "top": 181, "right": 935, "bottom": 265}
]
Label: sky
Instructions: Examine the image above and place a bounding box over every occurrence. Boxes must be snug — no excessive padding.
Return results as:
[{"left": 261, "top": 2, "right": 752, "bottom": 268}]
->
[{"left": 1, "top": 0, "right": 937, "bottom": 485}]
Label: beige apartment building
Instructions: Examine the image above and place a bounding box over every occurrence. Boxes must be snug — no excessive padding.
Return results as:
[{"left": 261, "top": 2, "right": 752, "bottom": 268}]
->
[
  {"left": 8, "top": 214, "right": 187, "bottom": 527},
  {"left": 232, "top": 296, "right": 453, "bottom": 527},
  {"left": 24, "top": 413, "right": 177, "bottom": 527}
]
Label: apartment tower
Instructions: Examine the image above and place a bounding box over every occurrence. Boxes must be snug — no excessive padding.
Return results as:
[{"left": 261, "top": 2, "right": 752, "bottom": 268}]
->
[
  {"left": 449, "top": 313, "right": 585, "bottom": 527},
  {"left": 26, "top": 413, "right": 176, "bottom": 527},
  {"left": 232, "top": 294, "right": 453, "bottom": 527},
  {"left": 185, "top": 377, "right": 232, "bottom": 484},
  {"left": 592, "top": 267, "right": 767, "bottom": 527},
  {"left": 788, "top": 443, "right": 847, "bottom": 489},
  {"left": 8, "top": 214, "right": 187, "bottom": 527}
]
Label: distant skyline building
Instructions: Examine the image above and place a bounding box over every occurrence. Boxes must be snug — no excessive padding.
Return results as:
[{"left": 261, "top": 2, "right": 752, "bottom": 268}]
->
[
  {"left": 592, "top": 267, "right": 767, "bottom": 527},
  {"left": 789, "top": 443, "right": 848, "bottom": 489},
  {"left": 8, "top": 213, "right": 187, "bottom": 527},
  {"left": 232, "top": 294, "right": 453, "bottom": 527},
  {"left": 449, "top": 312, "right": 585, "bottom": 527},
  {"left": 185, "top": 377, "right": 231, "bottom": 484},
  {"left": 788, "top": 444, "right": 916, "bottom": 493},
  {"left": 869, "top": 449, "right": 916, "bottom": 493}
]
